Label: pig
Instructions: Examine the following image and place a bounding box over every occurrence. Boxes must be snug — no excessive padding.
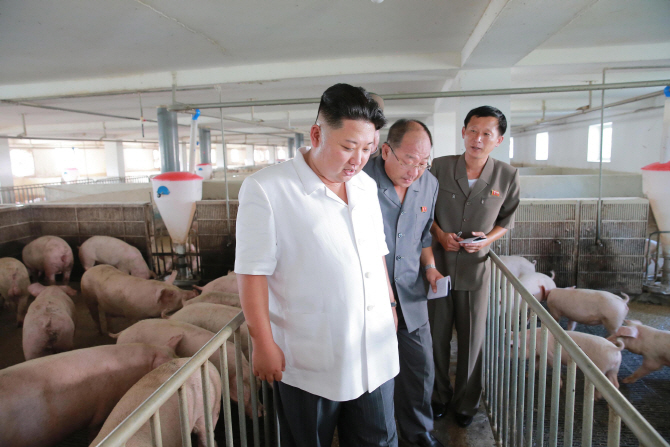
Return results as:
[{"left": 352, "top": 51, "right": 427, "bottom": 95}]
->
[
  {"left": 81, "top": 265, "right": 198, "bottom": 334},
  {"left": 500, "top": 255, "right": 536, "bottom": 278},
  {"left": 111, "top": 318, "right": 259, "bottom": 417},
  {"left": 519, "top": 271, "right": 556, "bottom": 301},
  {"left": 194, "top": 271, "right": 238, "bottom": 294},
  {"left": 0, "top": 339, "right": 181, "bottom": 447},
  {"left": 183, "top": 290, "right": 241, "bottom": 308},
  {"left": 545, "top": 287, "right": 629, "bottom": 335},
  {"left": 22, "top": 284, "right": 77, "bottom": 360},
  {"left": 526, "top": 328, "right": 623, "bottom": 399},
  {"left": 79, "top": 236, "right": 155, "bottom": 280},
  {"left": 152, "top": 235, "right": 199, "bottom": 273},
  {"left": 22, "top": 235, "right": 74, "bottom": 285},
  {"left": 90, "top": 358, "right": 220, "bottom": 447},
  {"left": 0, "top": 257, "right": 31, "bottom": 326},
  {"left": 608, "top": 319, "right": 670, "bottom": 383},
  {"left": 166, "top": 303, "right": 249, "bottom": 358}
]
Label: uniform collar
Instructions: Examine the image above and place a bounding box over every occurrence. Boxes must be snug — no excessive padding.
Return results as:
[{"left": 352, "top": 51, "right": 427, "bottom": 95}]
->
[
  {"left": 455, "top": 154, "right": 495, "bottom": 198},
  {"left": 294, "top": 146, "right": 367, "bottom": 196}
]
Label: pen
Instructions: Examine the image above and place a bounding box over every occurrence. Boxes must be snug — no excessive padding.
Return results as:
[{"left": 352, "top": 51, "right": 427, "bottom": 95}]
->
[{"left": 456, "top": 231, "right": 462, "bottom": 238}]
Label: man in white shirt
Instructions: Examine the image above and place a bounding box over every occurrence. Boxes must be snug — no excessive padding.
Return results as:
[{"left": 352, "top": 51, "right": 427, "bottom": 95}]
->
[{"left": 235, "top": 83, "right": 400, "bottom": 447}]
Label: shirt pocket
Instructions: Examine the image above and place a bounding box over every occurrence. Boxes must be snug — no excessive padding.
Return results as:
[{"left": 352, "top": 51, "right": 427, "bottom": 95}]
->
[
  {"left": 284, "top": 311, "right": 334, "bottom": 372},
  {"left": 414, "top": 212, "right": 430, "bottom": 240},
  {"left": 480, "top": 195, "right": 503, "bottom": 209}
]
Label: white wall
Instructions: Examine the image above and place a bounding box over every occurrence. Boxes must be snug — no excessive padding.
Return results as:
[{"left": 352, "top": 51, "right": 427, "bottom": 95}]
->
[
  {"left": 123, "top": 148, "right": 156, "bottom": 172},
  {"left": 511, "top": 100, "right": 664, "bottom": 173}
]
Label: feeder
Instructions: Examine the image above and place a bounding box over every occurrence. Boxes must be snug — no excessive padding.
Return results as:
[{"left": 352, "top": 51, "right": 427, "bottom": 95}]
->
[
  {"left": 152, "top": 172, "right": 203, "bottom": 283},
  {"left": 62, "top": 168, "right": 79, "bottom": 182},
  {"left": 196, "top": 163, "right": 213, "bottom": 180},
  {"left": 642, "top": 161, "right": 670, "bottom": 293}
]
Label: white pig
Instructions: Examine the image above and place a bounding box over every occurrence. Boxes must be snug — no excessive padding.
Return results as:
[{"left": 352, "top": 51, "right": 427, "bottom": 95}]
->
[
  {"left": 22, "top": 284, "right": 77, "bottom": 360},
  {"left": 519, "top": 271, "right": 556, "bottom": 300},
  {"left": 0, "top": 257, "right": 31, "bottom": 326},
  {"left": 111, "top": 318, "right": 259, "bottom": 417},
  {"left": 22, "top": 235, "right": 74, "bottom": 285},
  {"left": 0, "top": 340, "right": 180, "bottom": 447},
  {"left": 194, "top": 271, "right": 238, "bottom": 294},
  {"left": 81, "top": 265, "right": 198, "bottom": 334},
  {"left": 500, "top": 255, "right": 536, "bottom": 278},
  {"left": 183, "top": 290, "right": 241, "bottom": 308},
  {"left": 90, "top": 358, "right": 221, "bottom": 447},
  {"left": 608, "top": 319, "right": 670, "bottom": 383},
  {"left": 546, "top": 287, "right": 629, "bottom": 335},
  {"left": 166, "top": 303, "right": 249, "bottom": 357},
  {"left": 79, "top": 236, "right": 155, "bottom": 279},
  {"left": 526, "top": 328, "right": 623, "bottom": 399}
]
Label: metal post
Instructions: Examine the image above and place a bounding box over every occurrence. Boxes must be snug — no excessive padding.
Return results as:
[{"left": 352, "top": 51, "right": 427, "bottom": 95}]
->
[
  {"left": 596, "top": 70, "right": 606, "bottom": 244},
  {"left": 199, "top": 128, "right": 211, "bottom": 164},
  {"left": 157, "top": 107, "right": 180, "bottom": 173},
  {"left": 218, "top": 101, "right": 231, "bottom": 234},
  {"left": 295, "top": 133, "right": 304, "bottom": 153},
  {"left": 287, "top": 137, "right": 295, "bottom": 159}
]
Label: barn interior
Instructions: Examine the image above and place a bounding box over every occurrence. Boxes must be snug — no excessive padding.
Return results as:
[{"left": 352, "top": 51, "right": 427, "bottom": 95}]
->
[{"left": 1, "top": 1, "right": 670, "bottom": 446}]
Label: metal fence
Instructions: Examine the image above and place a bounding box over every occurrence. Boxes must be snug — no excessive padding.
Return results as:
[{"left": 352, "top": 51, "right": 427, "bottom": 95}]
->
[
  {"left": 94, "top": 311, "right": 276, "bottom": 447},
  {"left": 0, "top": 175, "right": 150, "bottom": 205},
  {"left": 485, "top": 251, "right": 668, "bottom": 447}
]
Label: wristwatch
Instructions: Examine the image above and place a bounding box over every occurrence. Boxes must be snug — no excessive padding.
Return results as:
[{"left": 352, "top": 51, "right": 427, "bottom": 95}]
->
[
  {"left": 423, "top": 264, "right": 436, "bottom": 271},
  {"left": 390, "top": 301, "right": 397, "bottom": 308}
]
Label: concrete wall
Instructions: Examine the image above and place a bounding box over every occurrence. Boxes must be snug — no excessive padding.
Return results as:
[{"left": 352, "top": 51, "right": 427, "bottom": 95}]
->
[
  {"left": 520, "top": 174, "right": 643, "bottom": 199},
  {"left": 511, "top": 102, "right": 664, "bottom": 174}
]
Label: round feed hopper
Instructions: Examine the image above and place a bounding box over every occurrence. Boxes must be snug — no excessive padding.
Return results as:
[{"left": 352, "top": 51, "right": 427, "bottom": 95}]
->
[{"left": 196, "top": 163, "right": 213, "bottom": 180}]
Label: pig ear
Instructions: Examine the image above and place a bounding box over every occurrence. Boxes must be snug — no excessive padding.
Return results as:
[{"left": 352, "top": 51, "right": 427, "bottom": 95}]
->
[
  {"left": 27, "top": 283, "right": 45, "bottom": 297},
  {"left": 156, "top": 288, "right": 175, "bottom": 305},
  {"left": 165, "top": 270, "right": 177, "bottom": 285},
  {"left": 58, "top": 286, "right": 77, "bottom": 297},
  {"left": 166, "top": 333, "right": 184, "bottom": 351},
  {"left": 616, "top": 326, "right": 638, "bottom": 338}
]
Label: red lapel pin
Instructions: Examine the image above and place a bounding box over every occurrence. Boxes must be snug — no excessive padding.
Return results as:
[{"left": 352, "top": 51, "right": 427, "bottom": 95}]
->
[
  {"left": 421, "top": 206, "right": 427, "bottom": 212},
  {"left": 491, "top": 190, "right": 500, "bottom": 196}
]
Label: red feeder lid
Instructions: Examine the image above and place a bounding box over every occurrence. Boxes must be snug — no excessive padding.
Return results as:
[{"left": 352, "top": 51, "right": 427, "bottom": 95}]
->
[
  {"left": 153, "top": 172, "right": 203, "bottom": 181},
  {"left": 641, "top": 161, "right": 670, "bottom": 171},
  {"left": 196, "top": 163, "right": 211, "bottom": 166}
]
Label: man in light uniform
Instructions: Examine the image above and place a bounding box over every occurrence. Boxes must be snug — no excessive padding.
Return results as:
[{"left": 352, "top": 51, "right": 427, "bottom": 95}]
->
[
  {"left": 364, "top": 119, "right": 444, "bottom": 447},
  {"left": 235, "top": 83, "right": 400, "bottom": 447}
]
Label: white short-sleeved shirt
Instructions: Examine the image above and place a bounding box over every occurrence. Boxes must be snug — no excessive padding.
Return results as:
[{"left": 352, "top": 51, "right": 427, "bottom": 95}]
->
[{"left": 234, "top": 147, "right": 400, "bottom": 401}]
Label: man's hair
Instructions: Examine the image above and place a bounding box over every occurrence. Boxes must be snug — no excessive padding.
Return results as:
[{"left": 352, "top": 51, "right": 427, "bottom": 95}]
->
[
  {"left": 316, "top": 83, "right": 387, "bottom": 131},
  {"left": 387, "top": 119, "right": 433, "bottom": 148},
  {"left": 464, "top": 106, "right": 507, "bottom": 136}
]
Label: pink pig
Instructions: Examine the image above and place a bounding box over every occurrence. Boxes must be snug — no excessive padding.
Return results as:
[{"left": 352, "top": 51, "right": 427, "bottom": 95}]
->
[
  {"left": 609, "top": 319, "right": 670, "bottom": 383},
  {"left": 0, "top": 340, "right": 180, "bottom": 447},
  {"left": 79, "top": 236, "right": 155, "bottom": 280},
  {"left": 0, "top": 257, "right": 31, "bottom": 326},
  {"left": 194, "top": 271, "right": 238, "bottom": 294},
  {"left": 545, "top": 287, "right": 629, "bottom": 335},
  {"left": 90, "top": 358, "right": 221, "bottom": 447},
  {"left": 183, "top": 290, "right": 241, "bottom": 308},
  {"left": 22, "top": 236, "right": 74, "bottom": 285},
  {"left": 22, "top": 283, "right": 77, "bottom": 360}
]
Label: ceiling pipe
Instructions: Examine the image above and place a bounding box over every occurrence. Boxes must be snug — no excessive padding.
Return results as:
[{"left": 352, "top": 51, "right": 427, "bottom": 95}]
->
[{"left": 167, "top": 79, "right": 670, "bottom": 111}]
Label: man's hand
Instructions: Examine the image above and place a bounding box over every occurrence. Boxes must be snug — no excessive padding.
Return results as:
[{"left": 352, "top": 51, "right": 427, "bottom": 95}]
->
[
  {"left": 439, "top": 231, "right": 463, "bottom": 252},
  {"left": 251, "top": 338, "right": 286, "bottom": 383},
  {"left": 425, "top": 267, "right": 444, "bottom": 293},
  {"left": 460, "top": 231, "right": 489, "bottom": 253}
]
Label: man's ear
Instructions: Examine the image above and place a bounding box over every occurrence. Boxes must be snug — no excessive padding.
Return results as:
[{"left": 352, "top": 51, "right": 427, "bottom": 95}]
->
[
  {"left": 310, "top": 124, "right": 322, "bottom": 148},
  {"left": 495, "top": 135, "right": 504, "bottom": 147},
  {"left": 381, "top": 143, "right": 390, "bottom": 161},
  {"left": 461, "top": 126, "right": 466, "bottom": 139}
]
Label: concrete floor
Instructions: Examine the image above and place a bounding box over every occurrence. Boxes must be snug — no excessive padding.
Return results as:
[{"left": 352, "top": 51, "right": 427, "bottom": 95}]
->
[{"left": 1, "top": 291, "right": 668, "bottom": 446}]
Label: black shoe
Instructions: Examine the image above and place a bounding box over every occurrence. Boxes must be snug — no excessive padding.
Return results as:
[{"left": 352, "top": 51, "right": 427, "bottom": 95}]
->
[
  {"left": 431, "top": 401, "right": 447, "bottom": 419},
  {"left": 414, "top": 432, "right": 444, "bottom": 447},
  {"left": 454, "top": 413, "right": 474, "bottom": 427}
]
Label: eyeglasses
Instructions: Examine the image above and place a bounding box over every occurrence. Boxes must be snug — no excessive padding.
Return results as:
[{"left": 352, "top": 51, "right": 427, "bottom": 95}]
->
[{"left": 386, "top": 143, "right": 431, "bottom": 170}]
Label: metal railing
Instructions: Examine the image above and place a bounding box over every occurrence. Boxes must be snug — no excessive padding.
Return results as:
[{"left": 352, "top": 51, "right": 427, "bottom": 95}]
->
[
  {"left": 0, "top": 175, "right": 150, "bottom": 205},
  {"left": 484, "top": 250, "right": 669, "bottom": 447},
  {"left": 94, "top": 311, "right": 276, "bottom": 447}
]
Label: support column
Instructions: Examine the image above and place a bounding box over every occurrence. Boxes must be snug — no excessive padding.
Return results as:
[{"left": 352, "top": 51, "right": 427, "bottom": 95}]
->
[
  {"left": 287, "top": 137, "right": 295, "bottom": 159},
  {"left": 103, "top": 141, "right": 125, "bottom": 178},
  {"left": 429, "top": 104, "right": 459, "bottom": 158},
  {"left": 295, "top": 133, "right": 304, "bottom": 151},
  {"left": 245, "top": 145, "right": 255, "bottom": 166},
  {"left": 661, "top": 89, "right": 670, "bottom": 163},
  {"left": 199, "top": 128, "right": 211, "bottom": 164},
  {"left": 0, "top": 138, "right": 13, "bottom": 188},
  {"left": 269, "top": 145, "right": 277, "bottom": 164},
  {"left": 180, "top": 141, "right": 188, "bottom": 172},
  {"left": 157, "top": 107, "right": 180, "bottom": 173}
]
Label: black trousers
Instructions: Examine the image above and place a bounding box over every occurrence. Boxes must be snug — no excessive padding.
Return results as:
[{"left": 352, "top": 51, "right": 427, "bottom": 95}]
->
[{"left": 273, "top": 379, "right": 398, "bottom": 447}]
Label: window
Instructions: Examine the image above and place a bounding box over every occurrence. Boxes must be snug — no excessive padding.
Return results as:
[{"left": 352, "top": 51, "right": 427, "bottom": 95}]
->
[
  {"left": 10, "top": 149, "right": 35, "bottom": 177},
  {"left": 587, "top": 123, "right": 612, "bottom": 163},
  {"left": 153, "top": 150, "right": 161, "bottom": 169},
  {"left": 509, "top": 137, "right": 514, "bottom": 159},
  {"left": 535, "top": 132, "right": 548, "bottom": 161}
]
